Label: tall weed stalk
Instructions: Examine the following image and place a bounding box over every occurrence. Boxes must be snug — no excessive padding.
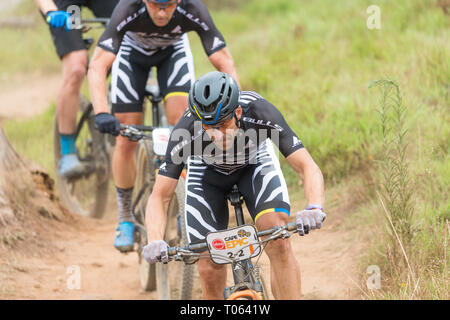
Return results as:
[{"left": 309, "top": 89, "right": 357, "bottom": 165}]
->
[{"left": 370, "top": 79, "right": 415, "bottom": 245}]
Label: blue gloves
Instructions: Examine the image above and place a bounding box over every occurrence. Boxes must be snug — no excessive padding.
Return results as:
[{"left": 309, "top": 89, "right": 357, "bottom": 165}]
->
[{"left": 46, "top": 10, "right": 71, "bottom": 31}]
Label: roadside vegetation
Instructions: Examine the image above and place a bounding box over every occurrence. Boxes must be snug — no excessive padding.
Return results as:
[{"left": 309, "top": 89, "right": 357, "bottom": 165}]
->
[{"left": 1, "top": 0, "right": 448, "bottom": 299}]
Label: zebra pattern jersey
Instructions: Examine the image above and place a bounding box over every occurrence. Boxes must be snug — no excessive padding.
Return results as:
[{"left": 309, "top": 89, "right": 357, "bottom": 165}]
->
[
  {"left": 158, "top": 91, "right": 305, "bottom": 179},
  {"left": 97, "top": 0, "right": 226, "bottom": 57}
]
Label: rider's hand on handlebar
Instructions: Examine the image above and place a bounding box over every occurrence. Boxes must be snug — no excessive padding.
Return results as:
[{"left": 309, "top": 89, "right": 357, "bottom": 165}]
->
[
  {"left": 296, "top": 208, "right": 326, "bottom": 236},
  {"left": 94, "top": 113, "right": 121, "bottom": 136},
  {"left": 142, "top": 240, "right": 169, "bottom": 264},
  {"left": 46, "top": 11, "right": 71, "bottom": 31}
]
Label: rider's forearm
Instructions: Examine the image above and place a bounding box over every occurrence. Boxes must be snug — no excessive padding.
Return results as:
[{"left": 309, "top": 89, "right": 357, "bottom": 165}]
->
[
  {"left": 88, "top": 65, "right": 109, "bottom": 114},
  {"left": 301, "top": 162, "right": 325, "bottom": 208},
  {"left": 287, "top": 149, "right": 325, "bottom": 208},
  {"left": 209, "top": 47, "right": 240, "bottom": 87},
  {"left": 145, "top": 193, "right": 171, "bottom": 241},
  {"left": 34, "top": 0, "right": 58, "bottom": 15},
  {"left": 88, "top": 48, "right": 115, "bottom": 114}
]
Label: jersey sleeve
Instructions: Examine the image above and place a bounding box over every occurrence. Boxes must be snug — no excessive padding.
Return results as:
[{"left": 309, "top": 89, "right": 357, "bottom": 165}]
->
[
  {"left": 251, "top": 98, "right": 305, "bottom": 158},
  {"left": 185, "top": 0, "right": 227, "bottom": 56},
  {"left": 97, "top": 0, "right": 140, "bottom": 54}
]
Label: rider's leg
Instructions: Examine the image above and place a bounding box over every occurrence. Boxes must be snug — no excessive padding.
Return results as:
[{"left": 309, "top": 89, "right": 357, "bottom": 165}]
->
[
  {"left": 109, "top": 42, "right": 151, "bottom": 251},
  {"left": 111, "top": 112, "right": 143, "bottom": 252},
  {"left": 157, "top": 34, "right": 194, "bottom": 126},
  {"left": 184, "top": 158, "right": 232, "bottom": 299},
  {"left": 45, "top": 2, "right": 88, "bottom": 172},
  {"left": 236, "top": 141, "right": 301, "bottom": 298},
  {"left": 163, "top": 94, "right": 188, "bottom": 126},
  {"left": 113, "top": 112, "right": 144, "bottom": 220},
  {"left": 197, "top": 256, "right": 227, "bottom": 300},
  {"left": 255, "top": 211, "right": 302, "bottom": 299},
  {"left": 57, "top": 50, "right": 88, "bottom": 177},
  {"left": 58, "top": 50, "right": 87, "bottom": 135}
]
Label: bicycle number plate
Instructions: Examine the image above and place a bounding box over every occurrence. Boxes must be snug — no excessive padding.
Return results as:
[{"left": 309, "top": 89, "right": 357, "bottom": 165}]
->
[
  {"left": 152, "top": 128, "right": 171, "bottom": 156},
  {"left": 206, "top": 224, "right": 261, "bottom": 265}
]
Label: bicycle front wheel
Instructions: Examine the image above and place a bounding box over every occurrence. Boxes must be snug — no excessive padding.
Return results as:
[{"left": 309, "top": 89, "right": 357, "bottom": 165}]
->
[
  {"left": 53, "top": 95, "right": 110, "bottom": 218},
  {"left": 156, "top": 176, "right": 194, "bottom": 300},
  {"left": 134, "top": 139, "right": 156, "bottom": 291}
]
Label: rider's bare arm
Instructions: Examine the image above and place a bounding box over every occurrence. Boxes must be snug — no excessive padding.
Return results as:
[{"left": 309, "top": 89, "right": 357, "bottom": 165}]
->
[
  {"left": 34, "top": 0, "right": 57, "bottom": 13},
  {"left": 286, "top": 148, "right": 325, "bottom": 207},
  {"left": 145, "top": 175, "right": 179, "bottom": 242},
  {"left": 87, "top": 47, "right": 116, "bottom": 114},
  {"left": 208, "top": 47, "right": 240, "bottom": 87},
  {"left": 33, "top": 0, "right": 58, "bottom": 14}
]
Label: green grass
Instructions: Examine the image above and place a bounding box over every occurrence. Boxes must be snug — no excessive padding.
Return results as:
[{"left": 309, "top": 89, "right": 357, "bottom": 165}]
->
[
  {"left": 1, "top": 0, "right": 449, "bottom": 299},
  {"left": 2, "top": 105, "right": 56, "bottom": 177}
]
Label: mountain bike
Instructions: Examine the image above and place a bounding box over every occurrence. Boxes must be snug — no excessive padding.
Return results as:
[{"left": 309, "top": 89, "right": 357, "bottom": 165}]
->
[
  {"left": 166, "top": 185, "right": 298, "bottom": 300},
  {"left": 53, "top": 18, "right": 112, "bottom": 218},
  {"left": 117, "top": 86, "right": 193, "bottom": 299}
]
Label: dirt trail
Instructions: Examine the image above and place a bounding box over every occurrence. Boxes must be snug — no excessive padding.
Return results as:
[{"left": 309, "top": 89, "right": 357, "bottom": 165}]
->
[
  {"left": 0, "top": 72, "right": 61, "bottom": 120},
  {"left": 0, "top": 75, "right": 365, "bottom": 300},
  {"left": 1, "top": 203, "right": 364, "bottom": 300},
  {"left": 1, "top": 216, "right": 156, "bottom": 300}
]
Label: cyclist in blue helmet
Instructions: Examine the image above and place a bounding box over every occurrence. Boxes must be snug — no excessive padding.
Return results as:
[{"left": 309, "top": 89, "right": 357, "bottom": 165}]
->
[{"left": 142, "top": 71, "right": 326, "bottom": 299}]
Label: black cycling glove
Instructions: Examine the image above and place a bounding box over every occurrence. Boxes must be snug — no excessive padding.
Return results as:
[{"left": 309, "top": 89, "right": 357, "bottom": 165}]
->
[{"left": 94, "top": 113, "right": 121, "bottom": 136}]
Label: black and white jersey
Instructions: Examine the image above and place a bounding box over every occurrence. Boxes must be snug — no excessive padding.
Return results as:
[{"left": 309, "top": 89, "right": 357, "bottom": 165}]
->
[
  {"left": 97, "top": 0, "right": 226, "bottom": 56},
  {"left": 158, "top": 91, "right": 305, "bottom": 179}
]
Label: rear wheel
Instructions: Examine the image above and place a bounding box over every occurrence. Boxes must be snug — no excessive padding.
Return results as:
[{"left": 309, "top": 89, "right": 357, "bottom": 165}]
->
[{"left": 53, "top": 95, "right": 110, "bottom": 218}]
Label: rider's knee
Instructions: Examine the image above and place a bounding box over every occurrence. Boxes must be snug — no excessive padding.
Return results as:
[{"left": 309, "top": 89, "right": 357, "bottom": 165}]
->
[
  {"left": 64, "top": 64, "right": 87, "bottom": 87},
  {"left": 198, "top": 258, "right": 225, "bottom": 281},
  {"left": 62, "top": 53, "right": 88, "bottom": 86},
  {"left": 265, "top": 237, "right": 293, "bottom": 263},
  {"left": 164, "top": 95, "right": 188, "bottom": 125},
  {"left": 166, "top": 109, "right": 185, "bottom": 125},
  {"left": 115, "top": 136, "right": 138, "bottom": 155}
]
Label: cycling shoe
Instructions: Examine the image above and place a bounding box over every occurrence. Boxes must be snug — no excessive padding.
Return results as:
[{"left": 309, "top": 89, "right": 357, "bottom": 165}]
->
[
  {"left": 58, "top": 153, "right": 84, "bottom": 179},
  {"left": 114, "top": 221, "right": 135, "bottom": 253}
]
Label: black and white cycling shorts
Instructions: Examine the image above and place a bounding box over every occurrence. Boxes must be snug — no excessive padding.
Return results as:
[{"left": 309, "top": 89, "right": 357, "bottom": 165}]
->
[
  {"left": 183, "top": 140, "right": 291, "bottom": 244},
  {"left": 110, "top": 34, "right": 195, "bottom": 114}
]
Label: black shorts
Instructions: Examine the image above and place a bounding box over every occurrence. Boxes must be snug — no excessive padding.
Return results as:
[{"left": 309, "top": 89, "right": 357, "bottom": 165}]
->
[
  {"left": 110, "top": 34, "right": 195, "bottom": 114},
  {"left": 183, "top": 141, "right": 291, "bottom": 244},
  {"left": 47, "top": 0, "right": 119, "bottom": 59}
]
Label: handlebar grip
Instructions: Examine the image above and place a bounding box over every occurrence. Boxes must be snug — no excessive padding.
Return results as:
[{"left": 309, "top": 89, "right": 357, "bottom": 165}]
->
[
  {"left": 132, "top": 125, "right": 154, "bottom": 131},
  {"left": 120, "top": 124, "right": 154, "bottom": 132},
  {"left": 286, "top": 221, "right": 297, "bottom": 232},
  {"left": 168, "top": 247, "right": 177, "bottom": 256}
]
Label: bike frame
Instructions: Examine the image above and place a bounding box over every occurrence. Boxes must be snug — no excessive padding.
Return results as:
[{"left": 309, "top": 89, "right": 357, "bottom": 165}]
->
[
  {"left": 223, "top": 185, "right": 265, "bottom": 300},
  {"left": 167, "top": 187, "right": 297, "bottom": 300}
]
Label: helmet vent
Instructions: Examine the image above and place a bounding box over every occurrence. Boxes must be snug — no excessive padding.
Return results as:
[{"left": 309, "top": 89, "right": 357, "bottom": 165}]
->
[{"left": 204, "top": 85, "right": 210, "bottom": 99}]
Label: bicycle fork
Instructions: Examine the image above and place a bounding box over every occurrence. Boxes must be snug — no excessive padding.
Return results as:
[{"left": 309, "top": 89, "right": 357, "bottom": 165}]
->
[{"left": 223, "top": 186, "right": 265, "bottom": 300}]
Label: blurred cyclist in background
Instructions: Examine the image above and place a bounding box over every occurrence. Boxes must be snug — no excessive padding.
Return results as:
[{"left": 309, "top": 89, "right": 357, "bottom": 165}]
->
[
  {"left": 88, "top": 0, "right": 239, "bottom": 252},
  {"left": 33, "top": 0, "right": 119, "bottom": 178}
]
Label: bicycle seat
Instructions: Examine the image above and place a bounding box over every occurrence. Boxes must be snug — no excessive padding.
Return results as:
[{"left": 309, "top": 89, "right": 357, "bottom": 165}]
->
[
  {"left": 227, "top": 185, "right": 243, "bottom": 206},
  {"left": 145, "top": 84, "right": 163, "bottom": 103},
  {"left": 83, "top": 38, "right": 94, "bottom": 50}
]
